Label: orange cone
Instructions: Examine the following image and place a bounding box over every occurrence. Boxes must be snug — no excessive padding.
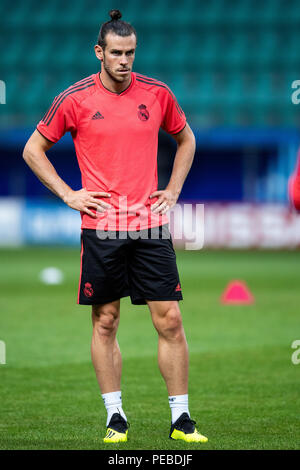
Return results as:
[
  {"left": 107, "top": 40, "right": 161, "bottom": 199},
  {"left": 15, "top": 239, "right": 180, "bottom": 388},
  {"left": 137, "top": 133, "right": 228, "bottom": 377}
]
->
[{"left": 221, "top": 280, "right": 254, "bottom": 305}]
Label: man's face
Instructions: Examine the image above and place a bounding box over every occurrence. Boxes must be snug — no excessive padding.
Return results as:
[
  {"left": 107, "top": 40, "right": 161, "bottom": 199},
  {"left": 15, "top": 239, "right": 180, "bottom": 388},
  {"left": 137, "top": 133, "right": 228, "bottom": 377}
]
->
[{"left": 96, "top": 33, "right": 136, "bottom": 83}]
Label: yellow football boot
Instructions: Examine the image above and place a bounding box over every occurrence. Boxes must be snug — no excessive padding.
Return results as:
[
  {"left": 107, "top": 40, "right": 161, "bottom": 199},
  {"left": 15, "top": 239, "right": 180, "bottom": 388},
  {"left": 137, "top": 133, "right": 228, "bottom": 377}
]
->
[
  {"left": 169, "top": 413, "right": 208, "bottom": 443},
  {"left": 103, "top": 413, "right": 129, "bottom": 443}
]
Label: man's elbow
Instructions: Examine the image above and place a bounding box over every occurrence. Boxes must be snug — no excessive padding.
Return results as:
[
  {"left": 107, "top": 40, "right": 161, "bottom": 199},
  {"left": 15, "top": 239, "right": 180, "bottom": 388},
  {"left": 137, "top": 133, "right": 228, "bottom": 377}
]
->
[
  {"left": 23, "top": 129, "right": 52, "bottom": 163},
  {"left": 189, "top": 130, "right": 196, "bottom": 153},
  {"left": 22, "top": 141, "right": 40, "bottom": 166},
  {"left": 175, "top": 123, "right": 196, "bottom": 152},
  {"left": 181, "top": 127, "right": 196, "bottom": 157},
  {"left": 186, "top": 125, "right": 196, "bottom": 148},
  {"left": 22, "top": 142, "right": 32, "bottom": 164}
]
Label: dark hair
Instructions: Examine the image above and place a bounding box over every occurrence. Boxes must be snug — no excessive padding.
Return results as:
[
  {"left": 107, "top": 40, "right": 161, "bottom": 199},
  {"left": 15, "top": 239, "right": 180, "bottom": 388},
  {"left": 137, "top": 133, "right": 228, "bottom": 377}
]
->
[{"left": 97, "top": 9, "right": 137, "bottom": 49}]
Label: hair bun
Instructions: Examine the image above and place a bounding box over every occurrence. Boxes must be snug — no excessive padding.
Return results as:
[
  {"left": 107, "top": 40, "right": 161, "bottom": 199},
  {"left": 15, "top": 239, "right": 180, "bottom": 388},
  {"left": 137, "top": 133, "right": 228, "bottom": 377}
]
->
[{"left": 109, "top": 9, "right": 122, "bottom": 21}]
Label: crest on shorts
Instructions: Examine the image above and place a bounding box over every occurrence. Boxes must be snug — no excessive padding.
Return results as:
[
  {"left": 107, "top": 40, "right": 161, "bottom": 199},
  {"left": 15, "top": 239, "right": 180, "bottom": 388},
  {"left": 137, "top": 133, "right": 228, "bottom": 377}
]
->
[
  {"left": 137, "top": 104, "right": 149, "bottom": 121},
  {"left": 84, "top": 282, "right": 94, "bottom": 298}
]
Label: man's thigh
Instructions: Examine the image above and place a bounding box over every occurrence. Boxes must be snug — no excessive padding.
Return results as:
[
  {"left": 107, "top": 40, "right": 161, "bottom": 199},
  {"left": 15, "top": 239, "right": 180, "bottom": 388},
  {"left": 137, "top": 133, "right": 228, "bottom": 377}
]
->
[
  {"left": 78, "top": 229, "right": 131, "bottom": 305},
  {"left": 146, "top": 299, "right": 181, "bottom": 320},
  {"left": 127, "top": 225, "right": 183, "bottom": 305}
]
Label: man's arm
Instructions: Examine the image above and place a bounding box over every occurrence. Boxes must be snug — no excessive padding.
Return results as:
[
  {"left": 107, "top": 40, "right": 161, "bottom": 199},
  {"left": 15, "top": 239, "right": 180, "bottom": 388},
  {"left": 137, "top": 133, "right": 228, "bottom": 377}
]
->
[
  {"left": 23, "top": 130, "right": 111, "bottom": 217},
  {"left": 150, "top": 123, "right": 196, "bottom": 214}
]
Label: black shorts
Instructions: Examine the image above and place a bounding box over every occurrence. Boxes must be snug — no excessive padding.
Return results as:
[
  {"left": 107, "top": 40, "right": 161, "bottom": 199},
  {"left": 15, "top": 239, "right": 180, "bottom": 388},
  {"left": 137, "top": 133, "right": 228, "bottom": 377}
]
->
[{"left": 77, "top": 224, "right": 183, "bottom": 305}]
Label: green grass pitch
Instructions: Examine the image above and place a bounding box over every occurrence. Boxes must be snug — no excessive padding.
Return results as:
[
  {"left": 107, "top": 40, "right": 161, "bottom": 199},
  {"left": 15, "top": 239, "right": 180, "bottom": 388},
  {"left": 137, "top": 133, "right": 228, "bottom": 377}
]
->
[{"left": 0, "top": 247, "right": 299, "bottom": 450}]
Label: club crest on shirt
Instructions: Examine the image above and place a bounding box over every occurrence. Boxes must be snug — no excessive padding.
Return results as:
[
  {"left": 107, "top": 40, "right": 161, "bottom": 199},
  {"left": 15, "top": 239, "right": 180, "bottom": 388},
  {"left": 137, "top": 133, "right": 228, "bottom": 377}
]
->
[{"left": 137, "top": 104, "right": 149, "bottom": 121}]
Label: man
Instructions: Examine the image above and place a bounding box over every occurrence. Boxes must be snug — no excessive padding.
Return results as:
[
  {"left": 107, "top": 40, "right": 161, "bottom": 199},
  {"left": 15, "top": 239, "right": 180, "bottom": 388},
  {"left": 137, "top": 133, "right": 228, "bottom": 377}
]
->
[
  {"left": 23, "top": 9, "right": 208, "bottom": 444},
  {"left": 289, "top": 148, "right": 300, "bottom": 212}
]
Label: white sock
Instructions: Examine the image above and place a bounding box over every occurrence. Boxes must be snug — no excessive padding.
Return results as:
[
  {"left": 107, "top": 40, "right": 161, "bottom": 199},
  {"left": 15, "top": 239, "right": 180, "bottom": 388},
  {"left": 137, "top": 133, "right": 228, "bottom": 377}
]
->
[
  {"left": 169, "top": 394, "right": 190, "bottom": 424},
  {"left": 101, "top": 391, "right": 127, "bottom": 426}
]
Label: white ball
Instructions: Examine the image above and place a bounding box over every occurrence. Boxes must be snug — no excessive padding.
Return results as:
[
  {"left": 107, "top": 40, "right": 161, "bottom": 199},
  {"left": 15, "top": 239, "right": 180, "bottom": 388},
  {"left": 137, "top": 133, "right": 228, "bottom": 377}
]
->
[{"left": 39, "top": 267, "right": 64, "bottom": 285}]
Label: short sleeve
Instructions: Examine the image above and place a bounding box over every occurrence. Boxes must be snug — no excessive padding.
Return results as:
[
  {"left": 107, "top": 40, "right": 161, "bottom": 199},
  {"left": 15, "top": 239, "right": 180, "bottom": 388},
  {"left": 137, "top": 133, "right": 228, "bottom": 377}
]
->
[
  {"left": 160, "top": 86, "right": 186, "bottom": 135},
  {"left": 37, "top": 93, "right": 77, "bottom": 143}
]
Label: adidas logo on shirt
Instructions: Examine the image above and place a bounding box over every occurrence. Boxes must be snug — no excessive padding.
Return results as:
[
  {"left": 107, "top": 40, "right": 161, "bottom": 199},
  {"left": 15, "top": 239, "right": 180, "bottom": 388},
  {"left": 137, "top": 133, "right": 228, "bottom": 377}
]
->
[{"left": 92, "top": 111, "right": 104, "bottom": 120}]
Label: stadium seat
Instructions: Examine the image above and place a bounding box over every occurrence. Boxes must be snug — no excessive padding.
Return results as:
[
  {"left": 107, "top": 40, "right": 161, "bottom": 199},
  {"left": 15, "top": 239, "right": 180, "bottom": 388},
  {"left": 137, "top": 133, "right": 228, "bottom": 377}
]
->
[{"left": 1, "top": 0, "right": 300, "bottom": 126}]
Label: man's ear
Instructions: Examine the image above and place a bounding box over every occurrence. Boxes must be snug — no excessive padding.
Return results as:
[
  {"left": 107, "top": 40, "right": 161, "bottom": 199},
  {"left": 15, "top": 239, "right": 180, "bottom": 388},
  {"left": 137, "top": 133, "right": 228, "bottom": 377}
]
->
[{"left": 94, "top": 44, "right": 104, "bottom": 62}]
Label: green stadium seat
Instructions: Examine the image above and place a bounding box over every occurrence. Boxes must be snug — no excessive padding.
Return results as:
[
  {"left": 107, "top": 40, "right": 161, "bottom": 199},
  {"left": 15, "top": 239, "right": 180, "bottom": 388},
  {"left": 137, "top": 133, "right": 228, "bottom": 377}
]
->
[
  {"left": 0, "top": 32, "right": 23, "bottom": 70},
  {"left": 193, "top": 33, "right": 219, "bottom": 69},
  {"left": 277, "top": 0, "right": 300, "bottom": 23},
  {"left": 5, "top": 0, "right": 34, "bottom": 29},
  {"left": 26, "top": 36, "right": 53, "bottom": 70},
  {"left": 219, "top": 33, "right": 248, "bottom": 69},
  {"left": 253, "top": 0, "right": 281, "bottom": 25},
  {"left": 30, "top": 1, "right": 61, "bottom": 28}
]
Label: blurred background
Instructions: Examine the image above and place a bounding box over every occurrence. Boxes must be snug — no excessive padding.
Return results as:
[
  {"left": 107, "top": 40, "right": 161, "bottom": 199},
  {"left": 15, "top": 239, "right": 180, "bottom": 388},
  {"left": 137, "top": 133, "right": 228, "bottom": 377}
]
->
[{"left": 1, "top": 0, "right": 300, "bottom": 247}]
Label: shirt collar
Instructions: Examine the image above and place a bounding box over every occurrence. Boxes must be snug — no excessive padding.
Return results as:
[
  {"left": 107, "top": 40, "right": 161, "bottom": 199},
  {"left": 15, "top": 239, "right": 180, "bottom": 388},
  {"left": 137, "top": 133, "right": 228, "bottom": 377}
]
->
[{"left": 96, "top": 71, "right": 136, "bottom": 96}]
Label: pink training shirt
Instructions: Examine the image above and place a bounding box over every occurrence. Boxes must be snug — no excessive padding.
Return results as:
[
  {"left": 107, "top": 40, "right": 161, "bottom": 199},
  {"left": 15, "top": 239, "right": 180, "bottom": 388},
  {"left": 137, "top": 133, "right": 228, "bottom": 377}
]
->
[{"left": 37, "top": 72, "right": 186, "bottom": 231}]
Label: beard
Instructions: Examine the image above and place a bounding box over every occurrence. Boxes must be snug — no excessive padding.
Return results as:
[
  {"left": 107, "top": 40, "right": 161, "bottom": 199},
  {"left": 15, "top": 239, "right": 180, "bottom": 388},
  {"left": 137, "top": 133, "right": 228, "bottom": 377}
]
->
[{"left": 103, "top": 55, "right": 129, "bottom": 83}]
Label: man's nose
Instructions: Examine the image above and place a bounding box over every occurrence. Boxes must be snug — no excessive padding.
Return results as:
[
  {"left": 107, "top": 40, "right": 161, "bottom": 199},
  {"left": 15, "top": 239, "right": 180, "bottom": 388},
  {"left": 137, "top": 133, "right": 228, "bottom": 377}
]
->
[{"left": 120, "top": 54, "right": 128, "bottom": 65}]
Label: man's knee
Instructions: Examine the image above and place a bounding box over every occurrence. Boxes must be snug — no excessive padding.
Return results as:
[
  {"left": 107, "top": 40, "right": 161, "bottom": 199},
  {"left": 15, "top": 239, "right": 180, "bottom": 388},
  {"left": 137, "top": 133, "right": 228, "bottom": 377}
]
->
[
  {"left": 152, "top": 304, "right": 183, "bottom": 339},
  {"left": 92, "top": 302, "right": 120, "bottom": 338}
]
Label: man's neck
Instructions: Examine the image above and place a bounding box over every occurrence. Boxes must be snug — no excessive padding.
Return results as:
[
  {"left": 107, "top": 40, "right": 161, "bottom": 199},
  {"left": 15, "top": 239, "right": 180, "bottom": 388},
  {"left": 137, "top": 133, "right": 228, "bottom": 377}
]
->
[{"left": 99, "top": 70, "right": 131, "bottom": 94}]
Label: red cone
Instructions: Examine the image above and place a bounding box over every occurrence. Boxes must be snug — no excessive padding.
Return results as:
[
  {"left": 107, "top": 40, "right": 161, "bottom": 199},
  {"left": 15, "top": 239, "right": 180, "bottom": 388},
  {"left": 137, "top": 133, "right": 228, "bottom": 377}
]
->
[{"left": 221, "top": 280, "right": 254, "bottom": 305}]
